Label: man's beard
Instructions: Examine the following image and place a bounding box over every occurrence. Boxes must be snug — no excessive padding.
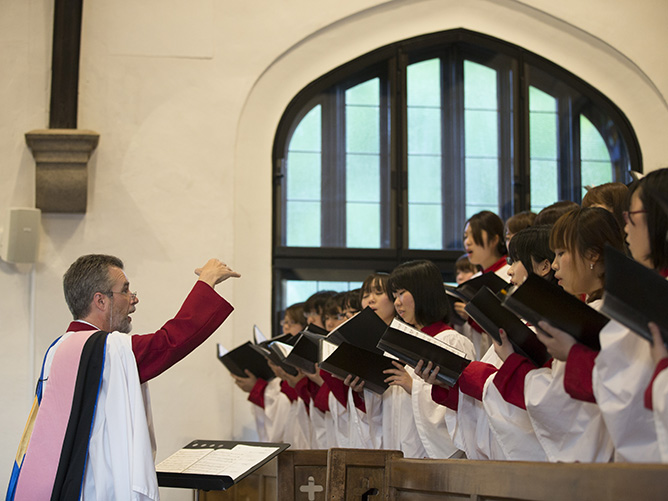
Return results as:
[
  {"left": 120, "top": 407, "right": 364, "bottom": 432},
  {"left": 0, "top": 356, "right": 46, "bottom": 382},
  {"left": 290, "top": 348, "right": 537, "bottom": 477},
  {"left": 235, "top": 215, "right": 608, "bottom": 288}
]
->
[{"left": 109, "top": 301, "right": 133, "bottom": 333}]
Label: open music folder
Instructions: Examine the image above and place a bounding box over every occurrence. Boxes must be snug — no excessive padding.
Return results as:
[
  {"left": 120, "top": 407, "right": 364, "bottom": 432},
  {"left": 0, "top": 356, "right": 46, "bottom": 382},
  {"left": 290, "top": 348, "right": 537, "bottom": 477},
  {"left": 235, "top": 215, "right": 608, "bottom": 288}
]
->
[{"left": 156, "top": 439, "right": 289, "bottom": 491}]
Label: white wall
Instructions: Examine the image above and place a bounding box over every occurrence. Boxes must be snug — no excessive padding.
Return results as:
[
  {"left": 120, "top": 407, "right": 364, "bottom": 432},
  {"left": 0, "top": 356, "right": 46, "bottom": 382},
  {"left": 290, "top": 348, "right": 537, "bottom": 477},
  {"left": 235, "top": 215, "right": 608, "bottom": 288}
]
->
[{"left": 1, "top": 0, "right": 666, "bottom": 498}]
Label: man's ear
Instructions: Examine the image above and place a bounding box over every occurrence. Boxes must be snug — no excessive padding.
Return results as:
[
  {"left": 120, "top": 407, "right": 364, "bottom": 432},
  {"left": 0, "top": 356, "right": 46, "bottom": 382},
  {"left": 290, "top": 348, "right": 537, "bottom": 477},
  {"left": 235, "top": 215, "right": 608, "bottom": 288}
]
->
[{"left": 92, "top": 292, "right": 109, "bottom": 312}]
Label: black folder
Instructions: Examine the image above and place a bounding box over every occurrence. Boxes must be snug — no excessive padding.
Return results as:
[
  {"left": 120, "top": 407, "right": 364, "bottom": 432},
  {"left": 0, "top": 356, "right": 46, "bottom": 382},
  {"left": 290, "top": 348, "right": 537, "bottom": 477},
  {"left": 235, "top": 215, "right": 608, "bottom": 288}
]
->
[
  {"left": 156, "top": 439, "right": 289, "bottom": 491},
  {"left": 601, "top": 245, "right": 668, "bottom": 344},
  {"left": 501, "top": 274, "right": 609, "bottom": 351},
  {"left": 217, "top": 342, "right": 275, "bottom": 381},
  {"left": 318, "top": 339, "right": 395, "bottom": 395},
  {"left": 325, "top": 306, "right": 389, "bottom": 354},
  {"left": 377, "top": 320, "right": 470, "bottom": 387},
  {"left": 282, "top": 331, "right": 327, "bottom": 375},
  {"left": 465, "top": 287, "right": 551, "bottom": 367},
  {"left": 249, "top": 333, "right": 300, "bottom": 376},
  {"left": 445, "top": 272, "right": 510, "bottom": 303}
]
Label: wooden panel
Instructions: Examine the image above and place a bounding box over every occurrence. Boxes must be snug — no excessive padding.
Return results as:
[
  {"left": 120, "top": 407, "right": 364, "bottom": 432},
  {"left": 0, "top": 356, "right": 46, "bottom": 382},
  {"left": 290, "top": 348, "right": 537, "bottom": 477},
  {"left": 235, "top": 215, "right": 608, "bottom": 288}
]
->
[
  {"left": 387, "top": 458, "right": 668, "bottom": 501},
  {"left": 277, "top": 449, "right": 329, "bottom": 501},
  {"left": 198, "top": 458, "right": 277, "bottom": 501},
  {"left": 326, "top": 448, "right": 403, "bottom": 501}
]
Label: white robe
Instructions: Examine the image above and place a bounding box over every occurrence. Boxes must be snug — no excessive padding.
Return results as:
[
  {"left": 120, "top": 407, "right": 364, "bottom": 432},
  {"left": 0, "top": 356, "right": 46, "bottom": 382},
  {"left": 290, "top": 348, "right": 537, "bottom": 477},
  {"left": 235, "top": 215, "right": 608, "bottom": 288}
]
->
[
  {"left": 652, "top": 368, "right": 668, "bottom": 462},
  {"left": 447, "top": 347, "right": 506, "bottom": 460},
  {"left": 347, "top": 388, "right": 383, "bottom": 450},
  {"left": 524, "top": 300, "right": 613, "bottom": 462},
  {"left": 412, "top": 329, "right": 476, "bottom": 458},
  {"left": 481, "top": 348, "right": 547, "bottom": 461},
  {"left": 593, "top": 319, "right": 661, "bottom": 462},
  {"left": 251, "top": 377, "right": 291, "bottom": 443}
]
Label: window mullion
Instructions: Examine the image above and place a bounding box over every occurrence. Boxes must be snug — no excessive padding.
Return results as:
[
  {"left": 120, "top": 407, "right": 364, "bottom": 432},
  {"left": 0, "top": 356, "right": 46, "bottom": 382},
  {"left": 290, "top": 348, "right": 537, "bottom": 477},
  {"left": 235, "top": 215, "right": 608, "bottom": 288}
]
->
[{"left": 321, "top": 89, "right": 346, "bottom": 246}]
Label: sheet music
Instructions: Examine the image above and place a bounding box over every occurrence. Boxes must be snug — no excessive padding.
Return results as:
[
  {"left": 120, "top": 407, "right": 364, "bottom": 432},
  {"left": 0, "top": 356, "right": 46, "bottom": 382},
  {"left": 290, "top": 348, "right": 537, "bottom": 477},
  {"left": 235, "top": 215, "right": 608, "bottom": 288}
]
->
[
  {"left": 253, "top": 325, "right": 267, "bottom": 344},
  {"left": 156, "top": 448, "right": 213, "bottom": 473},
  {"left": 217, "top": 344, "right": 228, "bottom": 357},
  {"left": 389, "top": 318, "right": 466, "bottom": 357},
  {"left": 157, "top": 444, "right": 280, "bottom": 481},
  {"left": 320, "top": 339, "right": 338, "bottom": 361}
]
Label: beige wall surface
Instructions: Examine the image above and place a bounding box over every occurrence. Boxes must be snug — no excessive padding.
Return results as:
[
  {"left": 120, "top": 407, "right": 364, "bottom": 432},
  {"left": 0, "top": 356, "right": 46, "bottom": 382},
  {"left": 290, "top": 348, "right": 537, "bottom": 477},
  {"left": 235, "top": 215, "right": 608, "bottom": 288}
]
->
[{"left": 1, "top": 0, "right": 666, "bottom": 498}]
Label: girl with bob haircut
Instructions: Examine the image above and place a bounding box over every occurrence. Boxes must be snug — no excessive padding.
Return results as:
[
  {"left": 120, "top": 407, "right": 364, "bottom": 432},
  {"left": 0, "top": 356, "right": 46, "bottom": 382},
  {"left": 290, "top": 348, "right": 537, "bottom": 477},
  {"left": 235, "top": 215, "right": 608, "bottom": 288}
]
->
[
  {"left": 506, "top": 225, "right": 557, "bottom": 287},
  {"left": 464, "top": 211, "right": 508, "bottom": 272},
  {"left": 381, "top": 260, "right": 475, "bottom": 459},
  {"left": 582, "top": 181, "right": 629, "bottom": 233},
  {"left": 388, "top": 260, "right": 452, "bottom": 329}
]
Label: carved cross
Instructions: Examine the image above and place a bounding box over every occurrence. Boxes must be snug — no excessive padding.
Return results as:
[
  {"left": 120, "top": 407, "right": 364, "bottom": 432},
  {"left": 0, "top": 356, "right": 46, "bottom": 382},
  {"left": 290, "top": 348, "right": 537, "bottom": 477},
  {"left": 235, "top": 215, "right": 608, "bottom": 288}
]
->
[{"left": 299, "top": 475, "right": 324, "bottom": 500}]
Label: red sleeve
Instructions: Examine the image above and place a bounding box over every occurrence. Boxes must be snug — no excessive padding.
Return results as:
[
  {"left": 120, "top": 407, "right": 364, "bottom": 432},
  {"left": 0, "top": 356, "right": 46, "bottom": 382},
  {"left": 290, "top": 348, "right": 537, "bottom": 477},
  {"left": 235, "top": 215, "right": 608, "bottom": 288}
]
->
[
  {"left": 352, "top": 391, "right": 366, "bottom": 413},
  {"left": 131, "top": 281, "right": 234, "bottom": 383},
  {"left": 320, "top": 370, "right": 349, "bottom": 408},
  {"left": 295, "top": 377, "right": 312, "bottom": 406},
  {"left": 313, "top": 381, "right": 331, "bottom": 413},
  {"left": 563, "top": 343, "right": 598, "bottom": 403},
  {"left": 458, "top": 362, "right": 498, "bottom": 401},
  {"left": 431, "top": 382, "right": 460, "bottom": 411},
  {"left": 645, "top": 358, "right": 668, "bottom": 410},
  {"left": 467, "top": 317, "right": 484, "bottom": 334},
  {"left": 248, "top": 378, "right": 268, "bottom": 408},
  {"left": 492, "top": 353, "right": 536, "bottom": 410},
  {"left": 280, "top": 380, "right": 298, "bottom": 403}
]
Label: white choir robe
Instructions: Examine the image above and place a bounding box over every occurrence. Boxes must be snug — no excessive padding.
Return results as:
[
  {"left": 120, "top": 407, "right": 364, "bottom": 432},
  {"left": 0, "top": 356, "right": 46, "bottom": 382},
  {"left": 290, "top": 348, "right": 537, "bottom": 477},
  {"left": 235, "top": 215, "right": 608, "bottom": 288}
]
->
[
  {"left": 593, "top": 319, "right": 661, "bottom": 462},
  {"left": 308, "top": 402, "right": 330, "bottom": 449},
  {"left": 251, "top": 378, "right": 291, "bottom": 443},
  {"left": 284, "top": 397, "right": 312, "bottom": 449},
  {"left": 328, "top": 391, "right": 352, "bottom": 448},
  {"left": 525, "top": 360, "right": 612, "bottom": 462},
  {"left": 412, "top": 329, "right": 476, "bottom": 458},
  {"left": 447, "top": 346, "right": 506, "bottom": 460},
  {"left": 378, "top": 383, "right": 427, "bottom": 458},
  {"left": 524, "top": 300, "right": 613, "bottom": 462},
  {"left": 348, "top": 388, "right": 383, "bottom": 449},
  {"left": 652, "top": 368, "right": 668, "bottom": 462},
  {"left": 481, "top": 350, "right": 547, "bottom": 461}
]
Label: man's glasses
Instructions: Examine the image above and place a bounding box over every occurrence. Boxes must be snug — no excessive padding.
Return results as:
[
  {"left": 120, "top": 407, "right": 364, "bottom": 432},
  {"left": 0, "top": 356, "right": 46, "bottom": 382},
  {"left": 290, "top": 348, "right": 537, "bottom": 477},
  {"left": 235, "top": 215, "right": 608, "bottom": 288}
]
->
[{"left": 106, "top": 290, "right": 138, "bottom": 300}]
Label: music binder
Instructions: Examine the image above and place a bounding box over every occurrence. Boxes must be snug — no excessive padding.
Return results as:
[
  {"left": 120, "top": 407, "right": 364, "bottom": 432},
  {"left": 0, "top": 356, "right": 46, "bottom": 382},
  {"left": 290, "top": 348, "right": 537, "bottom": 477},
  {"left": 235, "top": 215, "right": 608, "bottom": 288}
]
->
[
  {"left": 501, "top": 274, "right": 609, "bottom": 351},
  {"left": 156, "top": 439, "right": 289, "bottom": 491},
  {"left": 325, "top": 306, "right": 389, "bottom": 354},
  {"left": 217, "top": 342, "right": 275, "bottom": 381},
  {"left": 465, "top": 287, "right": 550, "bottom": 367},
  {"left": 318, "top": 339, "right": 395, "bottom": 394},
  {"left": 249, "top": 333, "right": 300, "bottom": 376},
  {"left": 377, "top": 319, "right": 471, "bottom": 387},
  {"left": 445, "top": 272, "right": 510, "bottom": 303},
  {"left": 282, "top": 331, "right": 327, "bottom": 375},
  {"left": 601, "top": 245, "right": 668, "bottom": 344}
]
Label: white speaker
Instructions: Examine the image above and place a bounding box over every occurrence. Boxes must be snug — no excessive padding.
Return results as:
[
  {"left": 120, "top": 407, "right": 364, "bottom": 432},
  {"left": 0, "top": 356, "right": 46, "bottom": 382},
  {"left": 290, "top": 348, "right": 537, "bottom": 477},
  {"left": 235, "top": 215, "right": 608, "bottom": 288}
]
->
[{"left": 1, "top": 208, "right": 41, "bottom": 263}]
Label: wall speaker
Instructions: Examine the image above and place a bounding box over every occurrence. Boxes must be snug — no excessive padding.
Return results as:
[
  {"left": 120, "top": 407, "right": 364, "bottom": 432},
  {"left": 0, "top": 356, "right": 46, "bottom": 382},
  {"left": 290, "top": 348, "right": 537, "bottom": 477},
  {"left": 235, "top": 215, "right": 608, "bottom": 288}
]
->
[{"left": 2, "top": 208, "right": 41, "bottom": 263}]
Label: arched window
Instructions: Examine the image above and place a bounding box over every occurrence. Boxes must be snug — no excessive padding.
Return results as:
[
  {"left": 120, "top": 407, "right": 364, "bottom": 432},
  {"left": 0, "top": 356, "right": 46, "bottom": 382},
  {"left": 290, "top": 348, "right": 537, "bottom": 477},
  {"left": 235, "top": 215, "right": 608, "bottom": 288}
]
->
[{"left": 272, "top": 29, "right": 640, "bottom": 311}]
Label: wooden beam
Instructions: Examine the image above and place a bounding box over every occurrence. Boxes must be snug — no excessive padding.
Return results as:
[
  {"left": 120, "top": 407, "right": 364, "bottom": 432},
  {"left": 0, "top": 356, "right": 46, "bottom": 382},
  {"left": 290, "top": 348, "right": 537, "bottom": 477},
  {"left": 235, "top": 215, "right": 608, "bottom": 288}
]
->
[{"left": 49, "top": 0, "right": 84, "bottom": 129}]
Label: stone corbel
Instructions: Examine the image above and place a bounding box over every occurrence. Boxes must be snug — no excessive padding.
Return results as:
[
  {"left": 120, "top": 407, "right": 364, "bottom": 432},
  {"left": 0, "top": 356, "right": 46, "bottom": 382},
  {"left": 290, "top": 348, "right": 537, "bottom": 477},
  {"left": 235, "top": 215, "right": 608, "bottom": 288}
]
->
[{"left": 25, "top": 129, "right": 100, "bottom": 213}]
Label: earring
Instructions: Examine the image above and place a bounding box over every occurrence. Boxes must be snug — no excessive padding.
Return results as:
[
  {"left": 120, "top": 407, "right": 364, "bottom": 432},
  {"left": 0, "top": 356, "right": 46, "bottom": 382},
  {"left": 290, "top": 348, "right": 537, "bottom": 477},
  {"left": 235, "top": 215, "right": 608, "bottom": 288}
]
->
[{"left": 590, "top": 263, "right": 594, "bottom": 270}]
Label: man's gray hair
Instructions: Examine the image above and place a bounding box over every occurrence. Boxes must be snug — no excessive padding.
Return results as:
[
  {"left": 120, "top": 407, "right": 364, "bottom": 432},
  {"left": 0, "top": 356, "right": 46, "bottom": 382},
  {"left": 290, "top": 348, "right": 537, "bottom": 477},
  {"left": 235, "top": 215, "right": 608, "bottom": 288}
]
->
[{"left": 63, "top": 254, "right": 124, "bottom": 319}]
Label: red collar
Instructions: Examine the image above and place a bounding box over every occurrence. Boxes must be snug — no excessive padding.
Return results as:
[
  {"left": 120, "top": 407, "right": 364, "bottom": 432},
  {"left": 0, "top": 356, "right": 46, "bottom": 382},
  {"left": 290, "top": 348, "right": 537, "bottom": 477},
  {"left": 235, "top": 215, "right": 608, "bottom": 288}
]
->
[
  {"left": 483, "top": 256, "right": 507, "bottom": 274},
  {"left": 660, "top": 269, "right": 668, "bottom": 278},
  {"left": 421, "top": 321, "right": 450, "bottom": 337},
  {"left": 67, "top": 320, "right": 102, "bottom": 332}
]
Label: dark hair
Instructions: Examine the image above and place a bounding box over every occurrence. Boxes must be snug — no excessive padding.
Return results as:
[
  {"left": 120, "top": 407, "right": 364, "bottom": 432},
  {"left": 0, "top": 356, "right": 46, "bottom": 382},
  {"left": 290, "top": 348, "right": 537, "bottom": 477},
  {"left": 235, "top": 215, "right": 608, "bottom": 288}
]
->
[
  {"left": 324, "top": 292, "right": 347, "bottom": 317},
  {"left": 534, "top": 200, "right": 580, "bottom": 226},
  {"left": 454, "top": 254, "right": 479, "bottom": 274},
  {"left": 343, "top": 289, "right": 361, "bottom": 313},
  {"left": 628, "top": 169, "right": 668, "bottom": 271},
  {"left": 508, "top": 226, "right": 557, "bottom": 285},
  {"left": 389, "top": 260, "right": 451, "bottom": 327},
  {"left": 63, "top": 254, "right": 124, "bottom": 319},
  {"left": 284, "top": 302, "right": 306, "bottom": 328},
  {"left": 505, "top": 211, "right": 537, "bottom": 236},
  {"left": 582, "top": 182, "right": 629, "bottom": 231},
  {"left": 304, "top": 290, "right": 336, "bottom": 323},
  {"left": 466, "top": 210, "right": 507, "bottom": 257},
  {"left": 360, "top": 272, "right": 391, "bottom": 301},
  {"left": 550, "top": 207, "right": 626, "bottom": 301}
]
